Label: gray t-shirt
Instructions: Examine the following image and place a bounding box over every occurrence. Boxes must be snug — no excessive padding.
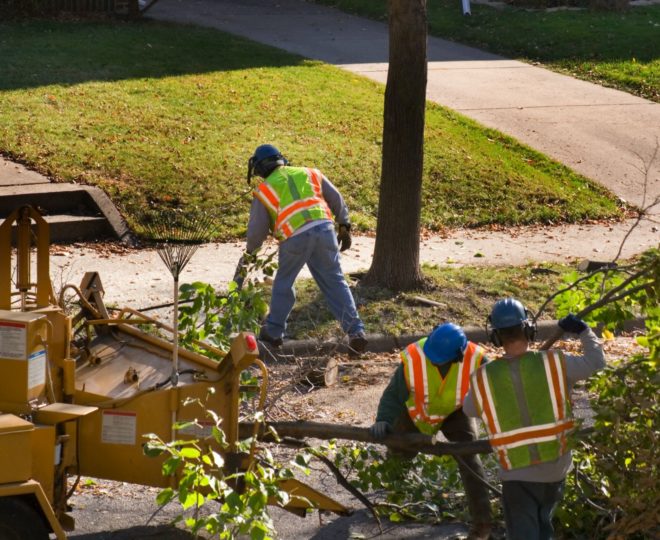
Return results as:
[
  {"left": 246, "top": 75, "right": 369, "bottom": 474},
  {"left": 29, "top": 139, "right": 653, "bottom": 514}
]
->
[{"left": 463, "top": 328, "right": 605, "bottom": 482}]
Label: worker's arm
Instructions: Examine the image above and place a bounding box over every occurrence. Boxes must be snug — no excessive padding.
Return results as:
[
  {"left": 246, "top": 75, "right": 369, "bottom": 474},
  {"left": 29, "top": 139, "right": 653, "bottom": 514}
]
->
[
  {"left": 246, "top": 198, "right": 272, "bottom": 253},
  {"left": 564, "top": 327, "right": 606, "bottom": 387},
  {"left": 375, "top": 363, "right": 409, "bottom": 424},
  {"left": 321, "top": 176, "right": 350, "bottom": 226}
]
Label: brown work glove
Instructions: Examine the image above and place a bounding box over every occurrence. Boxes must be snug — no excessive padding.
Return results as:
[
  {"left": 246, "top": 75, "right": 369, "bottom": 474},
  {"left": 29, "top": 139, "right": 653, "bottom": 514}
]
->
[{"left": 337, "top": 224, "right": 352, "bottom": 252}]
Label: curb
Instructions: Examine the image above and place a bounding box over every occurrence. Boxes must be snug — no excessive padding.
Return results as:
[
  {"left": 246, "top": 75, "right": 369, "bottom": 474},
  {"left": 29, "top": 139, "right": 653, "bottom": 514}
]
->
[{"left": 258, "top": 318, "right": 646, "bottom": 358}]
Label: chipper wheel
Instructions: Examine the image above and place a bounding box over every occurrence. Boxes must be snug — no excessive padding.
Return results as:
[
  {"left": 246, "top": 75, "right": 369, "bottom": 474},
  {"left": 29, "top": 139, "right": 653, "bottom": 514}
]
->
[{"left": 0, "top": 497, "right": 50, "bottom": 540}]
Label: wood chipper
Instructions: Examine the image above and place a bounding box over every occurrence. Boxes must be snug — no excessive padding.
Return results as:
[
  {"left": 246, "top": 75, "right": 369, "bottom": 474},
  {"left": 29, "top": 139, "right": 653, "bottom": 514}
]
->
[{"left": 0, "top": 206, "right": 349, "bottom": 539}]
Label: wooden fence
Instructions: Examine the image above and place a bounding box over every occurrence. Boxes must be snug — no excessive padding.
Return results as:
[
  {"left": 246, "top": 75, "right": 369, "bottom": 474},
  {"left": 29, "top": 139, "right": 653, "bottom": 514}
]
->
[{"left": 2, "top": 0, "right": 142, "bottom": 15}]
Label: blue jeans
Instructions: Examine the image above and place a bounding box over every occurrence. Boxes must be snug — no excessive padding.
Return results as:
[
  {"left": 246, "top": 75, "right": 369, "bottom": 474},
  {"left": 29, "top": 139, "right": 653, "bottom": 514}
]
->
[{"left": 264, "top": 221, "right": 364, "bottom": 339}]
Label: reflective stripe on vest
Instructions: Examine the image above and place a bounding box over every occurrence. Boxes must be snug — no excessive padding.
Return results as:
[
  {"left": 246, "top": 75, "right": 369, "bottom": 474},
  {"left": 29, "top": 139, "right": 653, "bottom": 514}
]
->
[
  {"left": 254, "top": 166, "right": 333, "bottom": 241},
  {"left": 471, "top": 350, "right": 573, "bottom": 471},
  {"left": 402, "top": 339, "right": 486, "bottom": 435}
]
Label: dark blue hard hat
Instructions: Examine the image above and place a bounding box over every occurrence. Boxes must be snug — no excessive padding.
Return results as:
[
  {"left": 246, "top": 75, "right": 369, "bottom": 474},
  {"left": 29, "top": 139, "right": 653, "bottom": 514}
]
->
[
  {"left": 252, "top": 144, "right": 282, "bottom": 164},
  {"left": 247, "top": 144, "right": 288, "bottom": 182},
  {"left": 489, "top": 298, "right": 528, "bottom": 330},
  {"left": 423, "top": 323, "right": 467, "bottom": 365}
]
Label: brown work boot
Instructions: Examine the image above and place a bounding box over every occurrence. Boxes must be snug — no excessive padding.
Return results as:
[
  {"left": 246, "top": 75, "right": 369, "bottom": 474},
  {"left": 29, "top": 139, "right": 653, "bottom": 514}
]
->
[
  {"left": 348, "top": 332, "right": 368, "bottom": 356},
  {"left": 466, "top": 523, "right": 492, "bottom": 540}
]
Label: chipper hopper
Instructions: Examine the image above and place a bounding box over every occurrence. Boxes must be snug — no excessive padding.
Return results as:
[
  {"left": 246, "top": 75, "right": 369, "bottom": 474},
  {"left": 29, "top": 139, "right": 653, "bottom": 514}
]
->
[{"left": 0, "top": 206, "right": 349, "bottom": 539}]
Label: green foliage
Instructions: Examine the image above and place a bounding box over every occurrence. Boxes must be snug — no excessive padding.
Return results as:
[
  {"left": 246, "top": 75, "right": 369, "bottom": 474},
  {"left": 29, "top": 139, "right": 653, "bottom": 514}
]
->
[
  {"left": 144, "top": 400, "right": 297, "bottom": 539},
  {"left": 313, "top": 441, "right": 486, "bottom": 523},
  {"left": 553, "top": 248, "right": 659, "bottom": 538},
  {"left": 553, "top": 248, "right": 659, "bottom": 332},
  {"left": 178, "top": 252, "right": 276, "bottom": 354},
  {"left": 556, "top": 339, "right": 659, "bottom": 538}
]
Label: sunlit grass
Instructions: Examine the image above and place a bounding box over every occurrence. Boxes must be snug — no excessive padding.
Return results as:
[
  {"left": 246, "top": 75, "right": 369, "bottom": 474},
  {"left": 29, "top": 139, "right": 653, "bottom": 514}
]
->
[{"left": 0, "top": 20, "right": 622, "bottom": 238}]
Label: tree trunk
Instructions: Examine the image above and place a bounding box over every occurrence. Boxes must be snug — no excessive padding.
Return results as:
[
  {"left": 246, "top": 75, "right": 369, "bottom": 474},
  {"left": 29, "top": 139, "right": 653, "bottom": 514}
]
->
[
  {"left": 127, "top": 0, "right": 140, "bottom": 18},
  {"left": 364, "top": 0, "right": 427, "bottom": 291}
]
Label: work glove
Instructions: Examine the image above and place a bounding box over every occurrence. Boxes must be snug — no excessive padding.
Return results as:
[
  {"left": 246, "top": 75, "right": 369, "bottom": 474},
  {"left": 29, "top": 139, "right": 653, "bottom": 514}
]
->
[
  {"left": 337, "top": 223, "right": 352, "bottom": 252},
  {"left": 558, "top": 313, "right": 588, "bottom": 334},
  {"left": 370, "top": 421, "right": 392, "bottom": 440},
  {"left": 232, "top": 255, "right": 247, "bottom": 291}
]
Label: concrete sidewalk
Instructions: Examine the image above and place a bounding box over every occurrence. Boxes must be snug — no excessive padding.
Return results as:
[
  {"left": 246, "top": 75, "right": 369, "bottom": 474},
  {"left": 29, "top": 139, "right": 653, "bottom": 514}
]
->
[
  {"left": 149, "top": 0, "right": 660, "bottom": 214},
  {"left": 50, "top": 219, "right": 657, "bottom": 309}
]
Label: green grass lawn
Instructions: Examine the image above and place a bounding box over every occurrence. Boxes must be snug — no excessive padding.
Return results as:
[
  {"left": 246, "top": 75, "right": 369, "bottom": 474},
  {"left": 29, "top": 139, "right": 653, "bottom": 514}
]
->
[
  {"left": 0, "top": 20, "right": 622, "bottom": 239},
  {"left": 286, "top": 262, "right": 566, "bottom": 339},
  {"left": 315, "top": 0, "right": 660, "bottom": 102}
]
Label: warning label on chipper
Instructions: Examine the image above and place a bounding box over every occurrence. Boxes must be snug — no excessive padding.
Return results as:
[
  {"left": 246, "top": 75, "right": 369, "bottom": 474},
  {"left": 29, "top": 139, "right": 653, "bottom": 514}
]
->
[
  {"left": 102, "top": 410, "right": 137, "bottom": 445},
  {"left": 0, "top": 321, "right": 26, "bottom": 359},
  {"left": 28, "top": 349, "right": 46, "bottom": 389}
]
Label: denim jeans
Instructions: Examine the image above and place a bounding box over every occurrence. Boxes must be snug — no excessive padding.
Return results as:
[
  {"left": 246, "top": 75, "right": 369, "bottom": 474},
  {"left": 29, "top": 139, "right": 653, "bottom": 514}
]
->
[
  {"left": 264, "top": 221, "right": 364, "bottom": 339},
  {"left": 502, "top": 479, "right": 565, "bottom": 539}
]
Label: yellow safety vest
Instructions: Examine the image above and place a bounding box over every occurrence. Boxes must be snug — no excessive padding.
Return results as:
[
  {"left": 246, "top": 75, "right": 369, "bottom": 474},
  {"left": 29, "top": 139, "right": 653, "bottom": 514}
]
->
[
  {"left": 471, "top": 350, "right": 574, "bottom": 470},
  {"left": 402, "top": 339, "right": 487, "bottom": 435},
  {"left": 254, "top": 166, "right": 333, "bottom": 241}
]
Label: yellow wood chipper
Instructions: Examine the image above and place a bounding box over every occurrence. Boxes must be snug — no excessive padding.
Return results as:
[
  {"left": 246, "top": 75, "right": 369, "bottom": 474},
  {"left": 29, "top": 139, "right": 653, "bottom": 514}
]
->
[{"left": 0, "top": 206, "right": 349, "bottom": 539}]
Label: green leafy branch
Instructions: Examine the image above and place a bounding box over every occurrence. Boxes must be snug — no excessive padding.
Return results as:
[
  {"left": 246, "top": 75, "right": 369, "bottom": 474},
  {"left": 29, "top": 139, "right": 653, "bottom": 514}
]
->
[
  {"left": 309, "top": 441, "right": 489, "bottom": 525},
  {"left": 552, "top": 249, "right": 659, "bottom": 539},
  {"left": 178, "top": 251, "right": 277, "bottom": 354},
  {"left": 143, "top": 399, "right": 296, "bottom": 540}
]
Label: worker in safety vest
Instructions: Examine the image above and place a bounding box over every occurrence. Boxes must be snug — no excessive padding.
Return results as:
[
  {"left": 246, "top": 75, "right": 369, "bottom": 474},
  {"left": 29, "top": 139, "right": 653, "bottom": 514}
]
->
[
  {"left": 240, "top": 144, "right": 367, "bottom": 353},
  {"left": 463, "top": 298, "right": 605, "bottom": 540},
  {"left": 370, "top": 323, "right": 493, "bottom": 540}
]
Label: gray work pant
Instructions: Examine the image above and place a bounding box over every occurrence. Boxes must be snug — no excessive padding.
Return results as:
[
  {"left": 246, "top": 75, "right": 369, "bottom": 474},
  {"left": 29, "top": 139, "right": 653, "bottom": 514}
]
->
[
  {"left": 394, "top": 409, "right": 492, "bottom": 527},
  {"left": 502, "top": 479, "right": 565, "bottom": 539}
]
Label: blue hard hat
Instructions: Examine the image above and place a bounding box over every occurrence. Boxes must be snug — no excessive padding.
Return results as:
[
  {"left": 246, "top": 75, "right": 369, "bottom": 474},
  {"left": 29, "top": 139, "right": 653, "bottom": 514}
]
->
[
  {"left": 423, "top": 323, "right": 467, "bottom": 365},
  {"left": 247, "top": 144, "right": 288, "bottom": 182},
  {"left": 489, "top": 298, "right": 528, "bottom": 330},
  {"left": 252, "top": 144, "right": 282, "bottom": 164}
]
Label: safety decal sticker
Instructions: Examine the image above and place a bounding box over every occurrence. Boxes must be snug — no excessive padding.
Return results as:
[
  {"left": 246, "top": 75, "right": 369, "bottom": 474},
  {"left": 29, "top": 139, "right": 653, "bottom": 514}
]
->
[
  {"left": 0, "top": 321, "right": 26, "bottom": 360},
  {"left": 177, "top": 420, "right": 214, "bottom": 439},
  {"left": 102, "top": 410, "right": 137, "bottom": 445},
  {"left": 27, "top": 349, "right": 46, "bottom": 389}
]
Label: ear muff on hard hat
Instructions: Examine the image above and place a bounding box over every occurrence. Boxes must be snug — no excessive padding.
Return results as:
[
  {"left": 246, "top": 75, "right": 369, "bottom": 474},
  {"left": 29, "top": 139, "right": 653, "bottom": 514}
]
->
[
  {"left": 486, "top": 297, "right": 537, "bottom": 346},
  {"left": 247, "top": 144, "right": 288, "bottom": 183},
  {"left": 423, "top": 322, "right": 468, "bottom": 365}
]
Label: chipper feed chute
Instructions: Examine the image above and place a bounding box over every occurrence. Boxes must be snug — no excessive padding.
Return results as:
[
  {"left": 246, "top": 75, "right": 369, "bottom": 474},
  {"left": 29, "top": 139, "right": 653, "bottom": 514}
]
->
[{"left": 0, "top": 205, "right": 349, "bottom": 539}]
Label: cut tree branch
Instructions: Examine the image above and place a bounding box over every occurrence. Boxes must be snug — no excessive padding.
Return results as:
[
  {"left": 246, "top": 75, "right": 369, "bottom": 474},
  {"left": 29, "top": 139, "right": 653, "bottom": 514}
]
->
[
  {"left": 243, "top": 421, "right": 491, "bottom": 456},
  {"left": 540, "top": 265, "right": 655, "bottom": 350}
]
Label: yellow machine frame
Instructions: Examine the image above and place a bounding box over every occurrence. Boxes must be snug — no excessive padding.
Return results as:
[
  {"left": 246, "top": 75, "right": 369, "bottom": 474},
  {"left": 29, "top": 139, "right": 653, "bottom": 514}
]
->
[{"left": 0, "top": 206, "right": 349, "bottom": 538}]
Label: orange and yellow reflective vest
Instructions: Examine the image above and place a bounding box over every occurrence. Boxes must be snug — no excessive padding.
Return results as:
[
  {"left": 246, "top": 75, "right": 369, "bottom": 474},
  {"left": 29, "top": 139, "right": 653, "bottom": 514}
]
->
[
  {"left": 402, "top": 339, "right": 487, "bottom": 435},
  {"left": 254, "top": 166, "right": 333, "bottom": 241},
  {"left": 470, "top": 350, "right": 574, "bottom": 470}
]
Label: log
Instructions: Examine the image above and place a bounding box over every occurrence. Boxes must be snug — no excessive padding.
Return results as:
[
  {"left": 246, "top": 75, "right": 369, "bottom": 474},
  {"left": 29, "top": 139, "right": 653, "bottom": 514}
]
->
[
  {"left": 297, "top": 358, "right": 338, "bottom": 387},
  {"left": 240, "top": 420, "right": 493, "bottom": 456}
]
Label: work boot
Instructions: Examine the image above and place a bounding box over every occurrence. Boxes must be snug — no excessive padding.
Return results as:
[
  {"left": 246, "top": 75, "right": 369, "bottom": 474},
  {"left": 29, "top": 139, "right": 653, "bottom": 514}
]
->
[
  {"left": 258, "top": 329, "right": 283, "bottom": 348},
  {"left": 466, "top": 523, "right": 492, "bottom": 540},
  {"left": 348, "top": 332, "right": 368, "bottom": 356}
]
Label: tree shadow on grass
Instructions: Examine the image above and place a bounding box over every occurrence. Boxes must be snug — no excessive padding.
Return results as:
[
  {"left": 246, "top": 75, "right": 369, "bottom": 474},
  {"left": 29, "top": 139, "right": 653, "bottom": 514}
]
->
[{"left": 0, "top": 19, "right": 307, "bottom": 91}]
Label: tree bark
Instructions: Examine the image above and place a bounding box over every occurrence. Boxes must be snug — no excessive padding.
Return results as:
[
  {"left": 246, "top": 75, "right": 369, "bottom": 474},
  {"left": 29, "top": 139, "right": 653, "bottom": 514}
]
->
[
  {"left": 127, "top": 0, "right": 140, "bottom": 18},
  {"left": 364, "top": 0, "right": 428, "bottom": 291},
  {"left": 240, "top": 420, "right": 492, "bottom": 457}
]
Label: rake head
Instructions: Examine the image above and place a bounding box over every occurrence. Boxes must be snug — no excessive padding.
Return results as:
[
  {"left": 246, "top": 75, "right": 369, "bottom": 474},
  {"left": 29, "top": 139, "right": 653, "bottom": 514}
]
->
[{"left": 141, "top": 209, "right": 218, "bottom": 279}]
